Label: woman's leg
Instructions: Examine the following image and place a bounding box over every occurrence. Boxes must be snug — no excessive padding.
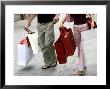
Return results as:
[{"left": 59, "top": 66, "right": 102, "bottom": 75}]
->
[
  {"left": 77, "top": 25, "right": 88, "bottom": 75},
  {"left": 74, "top": 28, "right": 83, "bottom": 70},
  {"left": 73, "top": 25, "right": 88, "bottom": 75}
]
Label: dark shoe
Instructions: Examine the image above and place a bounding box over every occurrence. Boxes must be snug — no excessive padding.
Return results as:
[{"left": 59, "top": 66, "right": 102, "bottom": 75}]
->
[
  {"left": 51, "top": 62, "right": 57, "bottom": 67},
  {"left": 42, "top": 64, "right": 51, "bottom": 69}
]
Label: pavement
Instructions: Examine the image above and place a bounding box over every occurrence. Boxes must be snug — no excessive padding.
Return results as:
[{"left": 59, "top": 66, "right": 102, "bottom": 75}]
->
[{"left": 14, "top": 14, "right": 97, "bottom": 76}]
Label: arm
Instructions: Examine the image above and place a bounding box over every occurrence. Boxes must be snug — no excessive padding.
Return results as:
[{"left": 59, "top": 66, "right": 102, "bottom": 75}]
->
[
  {"left": 52, "top": 14, "right": 60, "bottom": 24},
  {"left": 54, "top": 14, "right": 60, "bottom": 19},
  {"left": 25, "top": 14, "right": 36, "bottom": 29},
  {"left": 87, "top": 14, "right": 96, "bottom": 29},
  {"left": 60, "top": 14, "right": 67, "bottom": 26},
  {"left": 88, "top": 14, "right": 94, "bottom": 22}
]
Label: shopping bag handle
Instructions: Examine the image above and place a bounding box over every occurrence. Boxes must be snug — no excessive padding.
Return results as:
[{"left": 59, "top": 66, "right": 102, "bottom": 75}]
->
[
  {"left": 24, "top": 27, "right": 33, "bottom": 34},
  {"left": 26, "top": 36, "right": 31, "bottom": 47}
]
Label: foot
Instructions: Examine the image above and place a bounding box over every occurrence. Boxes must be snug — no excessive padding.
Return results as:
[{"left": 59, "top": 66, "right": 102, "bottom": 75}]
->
[
  {"left": 51, "top": 61, "right": 57, "bottom": 67},
  {"left": 75, "top": 67, "right": 86, "bottom": 76},
  {"left": 42, "top": 64, "right": 51, "bottom": 69},
  {"left": 77, "top": 70, "right": 85, "bottom": 76}
]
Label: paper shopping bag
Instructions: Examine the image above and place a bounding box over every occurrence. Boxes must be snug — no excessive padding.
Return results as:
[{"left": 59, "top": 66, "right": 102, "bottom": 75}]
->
[
  {"left": 60, "top": 27, "right": 76, "bottom": 56},
  {"left": 54, "top": 36, "right": 67, "bottom": 64},
  {"left": 18, "top": 37, "right": 33, "bottom": 66},
  {"left": 28, "top": 32, "right": 39, "bottom": 54}
]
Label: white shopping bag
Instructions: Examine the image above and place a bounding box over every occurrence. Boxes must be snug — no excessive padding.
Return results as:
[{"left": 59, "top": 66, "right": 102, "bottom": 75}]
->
[
  {"left": 18, "top": 38, "right": 33, "bottom": 66},
  {"left": 28, "top": 32, "right": 39, "bottom": 54}
]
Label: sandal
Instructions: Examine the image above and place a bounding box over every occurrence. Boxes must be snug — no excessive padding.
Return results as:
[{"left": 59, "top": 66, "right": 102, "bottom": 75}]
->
[
  {"left": 74, "top": 67, "right": 86, "bottom": 76},
  {"left": 77, "top": 70, "right": 85, "bottom": 76}
]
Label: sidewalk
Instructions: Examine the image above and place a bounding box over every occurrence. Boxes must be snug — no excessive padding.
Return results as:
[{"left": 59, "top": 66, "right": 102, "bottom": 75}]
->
[{"left": 14, "top": 15, "right": 97, "bottom": 76}]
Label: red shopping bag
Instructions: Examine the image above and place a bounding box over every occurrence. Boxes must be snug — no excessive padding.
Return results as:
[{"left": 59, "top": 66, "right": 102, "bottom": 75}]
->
[
  {"left": 54, "top": 36, "right": 67, "bottom": 64},
  {"left": 60, "top": 27, "right": 76, "bottom": 56}
]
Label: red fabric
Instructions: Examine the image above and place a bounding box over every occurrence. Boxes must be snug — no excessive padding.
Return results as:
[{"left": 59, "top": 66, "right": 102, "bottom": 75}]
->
[
  {"left": 60, "top": 27, "right": 76, "bottom": 56},
  {"left": 54, "top": 36, "right": 67, "bottom": 64},
  {"left": 54, "top": 27, "right": 76, "bottom": 64}
]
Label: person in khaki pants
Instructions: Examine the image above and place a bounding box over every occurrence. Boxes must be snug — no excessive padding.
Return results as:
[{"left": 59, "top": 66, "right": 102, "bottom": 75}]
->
[
  {"left": 61, "top": 14, "right": 96, "bottom": 75},
  {"left": 25, "top": 14, "right": 60, "bottom": 69}
]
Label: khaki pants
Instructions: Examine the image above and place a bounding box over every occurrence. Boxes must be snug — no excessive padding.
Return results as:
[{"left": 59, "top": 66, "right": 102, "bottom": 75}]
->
[
  {"left": 37, "top": 22, "right": 56, "bottom": 65},
  {"left": 73, "top": 23, "right": 88, "bottom": 71}
]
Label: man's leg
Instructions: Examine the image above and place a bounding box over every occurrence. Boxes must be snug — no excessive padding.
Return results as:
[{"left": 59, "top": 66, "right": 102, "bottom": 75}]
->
[
  {"left": 37, "top": 23, "right": 52, "bottom": 67},
  {"left": 45, "top": 22, "right": 57, "bottom": 65}
]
